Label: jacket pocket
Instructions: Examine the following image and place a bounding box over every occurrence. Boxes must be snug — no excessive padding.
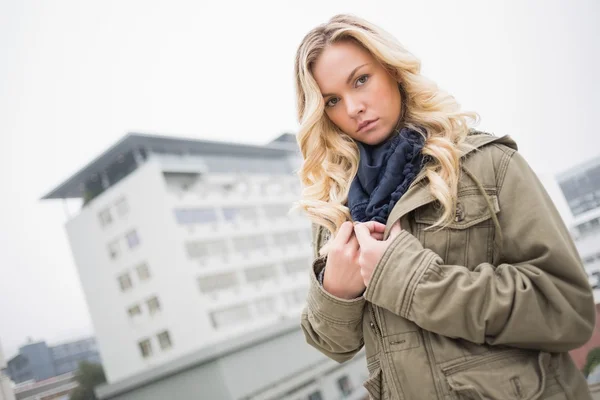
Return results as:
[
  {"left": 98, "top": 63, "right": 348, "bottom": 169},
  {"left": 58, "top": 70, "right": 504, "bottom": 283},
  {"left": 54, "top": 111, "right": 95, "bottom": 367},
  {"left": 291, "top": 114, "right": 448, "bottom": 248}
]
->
[
  {"left": 363, "top": 359, "right": 390, "bottom": 400},
  {"left": 415, "top": 192, "right": 500, "bottom": 269},
  {"left": 441, "top": 349, "right": 550, "bottom": 400}
]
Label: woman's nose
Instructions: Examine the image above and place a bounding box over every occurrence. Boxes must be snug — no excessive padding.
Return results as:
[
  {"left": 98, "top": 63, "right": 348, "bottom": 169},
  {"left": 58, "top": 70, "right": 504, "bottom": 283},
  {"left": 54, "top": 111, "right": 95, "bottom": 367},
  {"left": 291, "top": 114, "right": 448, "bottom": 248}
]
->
[{"left": 345, "top": 97, "right": 365, "bottom": 118}]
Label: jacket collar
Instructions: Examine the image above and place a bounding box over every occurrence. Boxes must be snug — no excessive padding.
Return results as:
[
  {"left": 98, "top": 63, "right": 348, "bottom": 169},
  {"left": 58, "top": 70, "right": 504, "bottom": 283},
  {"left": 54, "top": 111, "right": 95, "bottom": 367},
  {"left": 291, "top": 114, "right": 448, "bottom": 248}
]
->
[{"left": 383, "top": 133, "right": 516, "bottom": 237}]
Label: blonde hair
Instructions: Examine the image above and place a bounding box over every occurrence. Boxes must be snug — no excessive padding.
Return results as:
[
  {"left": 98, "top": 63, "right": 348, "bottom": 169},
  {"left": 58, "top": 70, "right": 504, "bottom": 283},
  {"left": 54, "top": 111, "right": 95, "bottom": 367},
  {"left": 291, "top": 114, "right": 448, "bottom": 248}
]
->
[{"left": 294, "top": 14, "right": 478, "bottom": 243}]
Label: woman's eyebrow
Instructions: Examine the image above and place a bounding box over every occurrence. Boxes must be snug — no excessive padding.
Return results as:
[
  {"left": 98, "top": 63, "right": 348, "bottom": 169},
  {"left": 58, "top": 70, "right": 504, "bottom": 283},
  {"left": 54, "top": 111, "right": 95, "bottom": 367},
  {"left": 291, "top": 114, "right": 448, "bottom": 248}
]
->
[
  {"left": 322, "top": 63, "right": 370, "bottom": 97},
  {"left": 346, "top": 63, "right": 369, "bottom": 84}
]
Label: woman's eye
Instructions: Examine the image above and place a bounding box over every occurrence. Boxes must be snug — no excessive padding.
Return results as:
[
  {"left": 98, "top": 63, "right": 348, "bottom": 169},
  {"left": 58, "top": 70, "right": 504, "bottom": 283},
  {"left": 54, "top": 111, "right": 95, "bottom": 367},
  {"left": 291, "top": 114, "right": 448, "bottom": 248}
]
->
[
  {"left": 356, "top": 75, "right": 369, "bottom": 86},
  {"left": 326, "top": 98, "right": 339, "bottom": 108}
]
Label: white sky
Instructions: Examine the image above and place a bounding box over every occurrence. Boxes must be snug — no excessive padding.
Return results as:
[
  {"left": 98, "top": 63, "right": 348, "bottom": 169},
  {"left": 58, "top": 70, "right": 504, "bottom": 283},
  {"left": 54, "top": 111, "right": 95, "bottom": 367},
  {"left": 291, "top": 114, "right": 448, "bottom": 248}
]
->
[{"left": 0, "top": 0, "right": 598, "bottom": 359}]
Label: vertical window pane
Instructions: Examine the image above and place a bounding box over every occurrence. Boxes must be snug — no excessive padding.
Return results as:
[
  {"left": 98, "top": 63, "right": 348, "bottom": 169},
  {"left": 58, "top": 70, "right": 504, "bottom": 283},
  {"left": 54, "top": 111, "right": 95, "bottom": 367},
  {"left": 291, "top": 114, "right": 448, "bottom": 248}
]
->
[
  {"left": 146, "top": 296, "right": 161, "bottom": 315},
  {"left": 138, "top": 339, "right": 152, "bottom": 358},
  {"left": 136, "top": 263, "right": 151, "bottom": 281},
  {"left": 118, "top": 274, "right": 132, "bottom": 292},
  {"left": 127, "top": 305, "right": 141, "bottom": 318},
  {"left": 337, "top": 375, "right": 353, "bottom": 396},
  {"left": 108, "top": 240, "right": 120, "bottom": 260},
  {"left": 126, "top": 230, "right": 140, "bottom": 249},
  {"left": 307, "top": 391, "right": 323, "bottom": 400},
  {"left": 157, "top": 331, "right": 172, "bottom": 350},
  {"left": 98, "top": 208, "right": 113, "bottom": 227}
]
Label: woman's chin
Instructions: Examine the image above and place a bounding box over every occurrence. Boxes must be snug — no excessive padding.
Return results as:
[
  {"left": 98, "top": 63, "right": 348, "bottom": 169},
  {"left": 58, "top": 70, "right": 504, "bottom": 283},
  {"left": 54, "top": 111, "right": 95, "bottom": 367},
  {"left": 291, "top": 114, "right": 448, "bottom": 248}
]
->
[{"left": 359, "top": 130, "right": 393, "bottom": 146}]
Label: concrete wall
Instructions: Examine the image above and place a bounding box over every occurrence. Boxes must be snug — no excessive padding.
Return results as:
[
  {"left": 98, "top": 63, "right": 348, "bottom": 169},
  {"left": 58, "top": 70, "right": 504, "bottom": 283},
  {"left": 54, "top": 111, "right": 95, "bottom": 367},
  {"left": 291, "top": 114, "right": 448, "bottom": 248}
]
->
[{"left": 101, "top": 359, "right": 230, "bottom": 400}]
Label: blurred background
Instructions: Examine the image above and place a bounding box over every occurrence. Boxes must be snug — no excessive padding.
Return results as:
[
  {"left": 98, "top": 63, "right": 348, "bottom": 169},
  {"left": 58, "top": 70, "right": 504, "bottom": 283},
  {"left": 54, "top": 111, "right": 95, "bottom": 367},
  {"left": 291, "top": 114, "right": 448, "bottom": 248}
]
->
[{"left": 0, "top": 1, "right": 599, "bottom": 399}]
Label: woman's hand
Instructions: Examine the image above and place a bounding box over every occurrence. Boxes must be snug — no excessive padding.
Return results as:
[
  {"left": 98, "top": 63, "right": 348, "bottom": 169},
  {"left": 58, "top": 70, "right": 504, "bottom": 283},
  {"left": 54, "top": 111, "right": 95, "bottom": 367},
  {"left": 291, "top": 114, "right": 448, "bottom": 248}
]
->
[
  {"left": 322, "top": 221, "right": 366, "bottom": 300},
  {"left": 354, "top": 221, "right": 402, "bottom": 286}
]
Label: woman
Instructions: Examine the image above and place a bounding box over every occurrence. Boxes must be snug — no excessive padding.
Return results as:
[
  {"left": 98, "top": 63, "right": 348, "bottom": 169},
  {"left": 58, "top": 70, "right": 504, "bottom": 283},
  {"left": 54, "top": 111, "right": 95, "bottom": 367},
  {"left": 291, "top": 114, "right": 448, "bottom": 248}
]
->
[{"left": 294, "top": 14, "right": 595, "bottom": 400}]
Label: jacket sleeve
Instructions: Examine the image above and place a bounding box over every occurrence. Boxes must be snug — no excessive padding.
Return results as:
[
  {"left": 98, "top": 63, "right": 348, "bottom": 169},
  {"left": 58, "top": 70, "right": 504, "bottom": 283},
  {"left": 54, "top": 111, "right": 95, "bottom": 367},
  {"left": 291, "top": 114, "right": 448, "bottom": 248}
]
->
[
  {"left": 363, "top": 150, "right": 596, "bottom": 352},
  {"left": 300, "top": 226, "right": 366, "bottom": 363}
]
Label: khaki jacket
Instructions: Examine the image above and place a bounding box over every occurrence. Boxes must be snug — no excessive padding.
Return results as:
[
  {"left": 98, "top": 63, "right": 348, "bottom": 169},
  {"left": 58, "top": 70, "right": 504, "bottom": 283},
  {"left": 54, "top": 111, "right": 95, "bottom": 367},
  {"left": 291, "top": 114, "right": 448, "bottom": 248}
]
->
[{"left": 301, "top": 133, "right": 596, "bottom": 399}]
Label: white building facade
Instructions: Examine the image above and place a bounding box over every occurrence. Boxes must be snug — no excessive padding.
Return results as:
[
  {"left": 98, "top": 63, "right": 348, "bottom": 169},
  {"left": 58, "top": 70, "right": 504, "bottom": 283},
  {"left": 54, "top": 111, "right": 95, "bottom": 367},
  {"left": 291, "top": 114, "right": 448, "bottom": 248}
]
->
[
  {"left": 555, "top": 155, "right": 600, "bottom": 299},
  {"left": 43, "top": 133, "right": 315, "bottom": 384}
]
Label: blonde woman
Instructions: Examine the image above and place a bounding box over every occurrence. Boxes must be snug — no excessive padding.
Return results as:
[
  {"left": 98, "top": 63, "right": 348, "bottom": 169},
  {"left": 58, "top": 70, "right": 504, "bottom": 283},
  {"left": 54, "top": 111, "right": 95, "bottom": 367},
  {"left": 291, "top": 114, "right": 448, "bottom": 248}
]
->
[{"left": 294, "top": 14, "right": 595, "bottom": 400}]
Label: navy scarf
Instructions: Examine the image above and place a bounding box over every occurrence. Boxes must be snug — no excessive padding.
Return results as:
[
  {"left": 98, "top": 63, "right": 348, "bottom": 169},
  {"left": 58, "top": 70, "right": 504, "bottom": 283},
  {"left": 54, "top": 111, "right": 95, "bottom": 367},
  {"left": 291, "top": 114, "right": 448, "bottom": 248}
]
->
[{"left": 348, "top": 127, "right": 425, "bottom": 224}]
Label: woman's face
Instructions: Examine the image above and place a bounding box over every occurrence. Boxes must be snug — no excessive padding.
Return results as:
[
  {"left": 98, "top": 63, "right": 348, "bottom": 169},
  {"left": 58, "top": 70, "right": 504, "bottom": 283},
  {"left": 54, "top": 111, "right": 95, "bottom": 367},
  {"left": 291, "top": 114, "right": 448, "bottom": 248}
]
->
[{"left": 312, "top": 40, "right": 402, "bottom": 145}]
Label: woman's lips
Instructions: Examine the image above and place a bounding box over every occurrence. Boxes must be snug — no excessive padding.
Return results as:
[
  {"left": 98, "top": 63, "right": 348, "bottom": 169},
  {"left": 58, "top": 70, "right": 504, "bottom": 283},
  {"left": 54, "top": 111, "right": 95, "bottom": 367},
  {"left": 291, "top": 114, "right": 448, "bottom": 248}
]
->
[{"left": 357, "top": 119, "right": 379, "bottom": 133}]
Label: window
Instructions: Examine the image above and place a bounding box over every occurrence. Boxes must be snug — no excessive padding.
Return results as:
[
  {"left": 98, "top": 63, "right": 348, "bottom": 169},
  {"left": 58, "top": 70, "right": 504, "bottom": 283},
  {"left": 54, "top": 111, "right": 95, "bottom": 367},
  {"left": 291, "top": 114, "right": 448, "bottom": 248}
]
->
[
  {"left": 576, "top": 217, "right": 600, "bottom": 238},
  {"left": 222, "top": 206, "right": 257, "bottom": 223},
  {"left": 115, "top": 197, "right": 129, "bottom": 217},
  {"left": 127, "top": 304, "right": 142, "bottom": 318},
  {"left": 244, "top": 265, "right": 277, "bottom": 285},
  {"left": 209, "top": 304, "right": 251, "bottom": 329},
  {"left": 198, "top": 272, "right": 238, "bottom": 294},
  {"left": 136, "top": 263, "right": 151, "bottom": 281},
  {"left": 233, "top": 235, "right": 267, "bottom": 255},
  {"left": 126, "top": 230, "right": 140, "bottom": 249},
  {"left": 157, "top": 331, "right": 172, "bottom": 350},
  {"left": 584, "top": 256, "right": 596, "bottom": 265},
  {"left": 307, "top": 391, "right": 323, "bottom": 400},
  {"left": 108, "top": 240, "right": 120, "bottom": 260},
  {"left": 138, "top": 339, "right": 152, "bottom": 358},
  {"left": 337, "top": 375, "right": 353, "bottom": 396},
  {"left": 174, "top": 208, "right": 218, "bottom": 225},
  {"left": 185, "top": 240, "right": 228, "bottom": 261},
  {"left": 117, "top": 273, "right": 132, "bottom": 292},
  {"left": 146, "top": 296, "right": 161, "bottom": 315},
  {"left": 98, "top": 208, "right": 113, "bottom": 228}
]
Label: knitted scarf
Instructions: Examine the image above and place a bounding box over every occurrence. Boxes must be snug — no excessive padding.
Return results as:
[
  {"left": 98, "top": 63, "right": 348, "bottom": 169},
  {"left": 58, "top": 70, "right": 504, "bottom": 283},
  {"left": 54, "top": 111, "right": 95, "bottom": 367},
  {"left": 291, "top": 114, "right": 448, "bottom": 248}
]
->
[{"left": 347, "top": 127, "right": 425, "bottom": 224}]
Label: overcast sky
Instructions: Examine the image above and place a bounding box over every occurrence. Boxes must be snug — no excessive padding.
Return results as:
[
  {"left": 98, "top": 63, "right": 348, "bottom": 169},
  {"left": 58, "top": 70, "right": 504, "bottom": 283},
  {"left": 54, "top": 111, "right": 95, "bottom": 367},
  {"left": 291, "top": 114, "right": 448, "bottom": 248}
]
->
[{"left": 0, "top": 0, "right": 598, "bottom": 360}]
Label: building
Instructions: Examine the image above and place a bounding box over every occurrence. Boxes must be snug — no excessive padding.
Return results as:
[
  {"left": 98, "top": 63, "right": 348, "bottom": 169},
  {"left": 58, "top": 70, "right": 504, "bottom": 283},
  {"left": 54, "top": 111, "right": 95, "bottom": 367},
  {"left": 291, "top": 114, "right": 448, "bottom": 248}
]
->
[
  {"left": 94, "top": 320, "right": 367, "bottom": 400},
  {"left": 41, "top": 133, "right": 315, "bottom": 384},
  {"left": 556, "top": 155, "right": 600, "bottom": 297},
  {"left": 6, "top": 337, "right": 100, "bottom": 384},
  {"left": 0, "top": 340, "right": 16, "bottom": 400},
  {"left": 549, "top": 154, "right": 600, "bottom": 369},
  {"left": 13, "top": 372, "right": 77, "bottom": 400}
]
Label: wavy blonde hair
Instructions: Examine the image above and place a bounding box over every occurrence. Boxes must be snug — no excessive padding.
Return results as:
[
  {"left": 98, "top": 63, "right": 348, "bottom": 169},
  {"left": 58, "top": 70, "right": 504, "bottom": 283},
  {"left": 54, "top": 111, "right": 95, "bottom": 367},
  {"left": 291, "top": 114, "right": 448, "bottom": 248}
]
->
[{"left": 294, "top": 14, "right": 478, "bottom": 243}]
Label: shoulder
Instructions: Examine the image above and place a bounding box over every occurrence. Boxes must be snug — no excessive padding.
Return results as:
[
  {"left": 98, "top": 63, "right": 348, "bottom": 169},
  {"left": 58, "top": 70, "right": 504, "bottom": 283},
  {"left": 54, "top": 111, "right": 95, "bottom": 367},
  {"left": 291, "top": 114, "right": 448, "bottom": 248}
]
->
[{"left": 460, "top": 130, "right": 520, "bottom": 190}]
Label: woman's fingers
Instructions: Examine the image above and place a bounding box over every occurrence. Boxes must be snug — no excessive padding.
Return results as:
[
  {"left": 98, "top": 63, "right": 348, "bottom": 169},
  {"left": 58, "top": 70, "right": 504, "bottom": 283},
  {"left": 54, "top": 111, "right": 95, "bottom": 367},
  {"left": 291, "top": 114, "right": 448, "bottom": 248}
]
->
[
  {"left": 347, "top": 234, "right": 360, "bottom": 252},
  {"left": 335, "top": 221, "right": 354, "bottom": 245},
  {"left": 358, "top": 221, "right": 387, "bottom": 234},
  {"left": 371, "top": 232, "right": 384, "bottom": 241}
]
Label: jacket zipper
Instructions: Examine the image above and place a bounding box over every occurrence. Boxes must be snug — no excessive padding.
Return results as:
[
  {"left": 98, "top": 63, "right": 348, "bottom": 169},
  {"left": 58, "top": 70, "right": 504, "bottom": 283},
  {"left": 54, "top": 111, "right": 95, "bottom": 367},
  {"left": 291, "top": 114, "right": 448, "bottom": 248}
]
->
[{"left": 369, "top": 304, "right": 383, "bottom": 342}]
